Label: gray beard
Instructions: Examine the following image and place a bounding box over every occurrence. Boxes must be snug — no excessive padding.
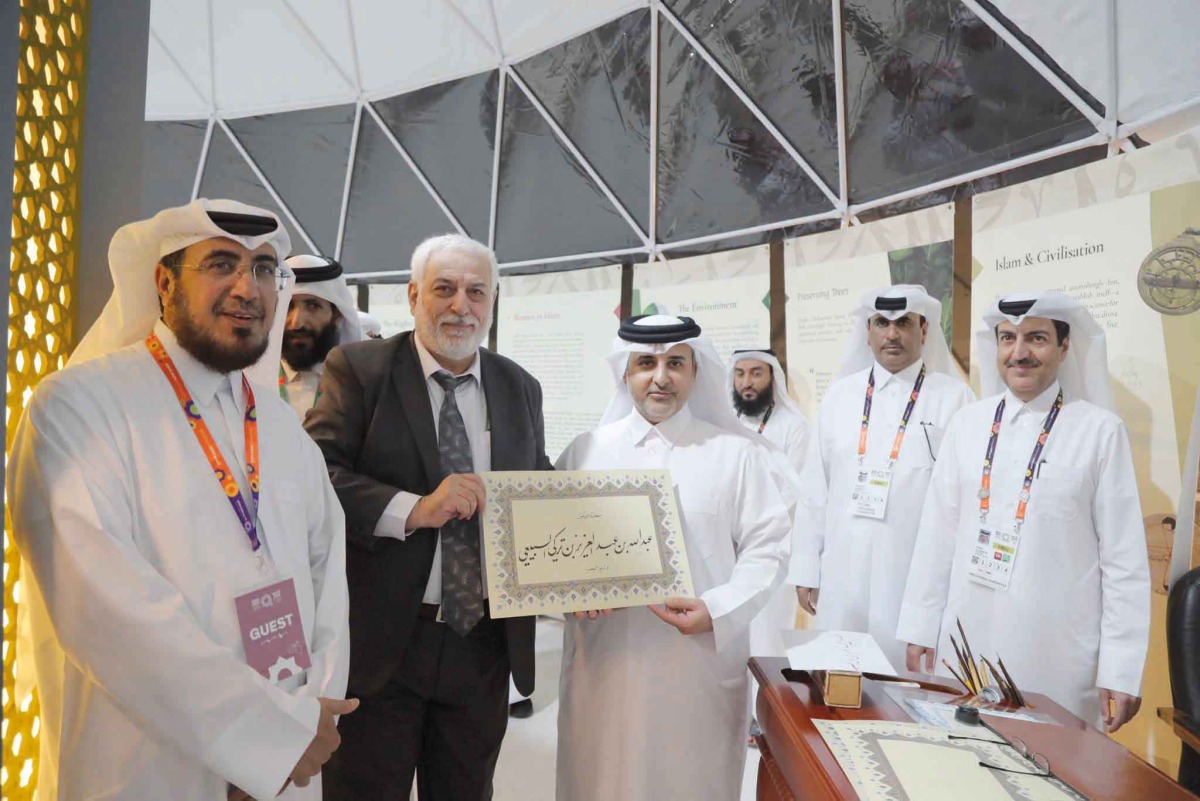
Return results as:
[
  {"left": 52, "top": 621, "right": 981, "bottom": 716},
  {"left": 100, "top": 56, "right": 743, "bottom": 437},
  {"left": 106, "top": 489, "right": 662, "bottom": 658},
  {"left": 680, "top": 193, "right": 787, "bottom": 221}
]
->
[{"left": 417, "top": 313, "right": 489, "bottom": 362}]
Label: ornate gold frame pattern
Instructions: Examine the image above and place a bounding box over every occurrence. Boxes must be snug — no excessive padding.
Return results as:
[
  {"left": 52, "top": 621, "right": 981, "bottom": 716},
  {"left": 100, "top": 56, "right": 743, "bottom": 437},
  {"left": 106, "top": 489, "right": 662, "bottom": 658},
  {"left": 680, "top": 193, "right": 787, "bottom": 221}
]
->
[{"left": 482, "top": 470, "right": 693, "bottom": 618}]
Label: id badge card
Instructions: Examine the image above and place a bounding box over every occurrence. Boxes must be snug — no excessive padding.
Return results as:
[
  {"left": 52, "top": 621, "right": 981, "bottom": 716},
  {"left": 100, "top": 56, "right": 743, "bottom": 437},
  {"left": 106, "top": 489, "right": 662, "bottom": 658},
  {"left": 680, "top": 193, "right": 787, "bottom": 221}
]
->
[
  {"left": 850, "top": 466, "right": 893, "bottom": 520},
  {"left": 234, "top": 577, "right": 312, "bottom": 684},
  {"left": 967, "top": 526, "right": 1021, "bottom": 591}
]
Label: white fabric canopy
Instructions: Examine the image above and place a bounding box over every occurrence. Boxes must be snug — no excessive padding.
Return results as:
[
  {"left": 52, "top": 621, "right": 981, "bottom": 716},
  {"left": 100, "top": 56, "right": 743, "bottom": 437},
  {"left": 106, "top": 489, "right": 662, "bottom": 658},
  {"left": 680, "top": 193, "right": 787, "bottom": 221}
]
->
[
  {"left": 148, "top": 0, "right": 1200, "bottom": 128},
  {"left": 146, "top": 0, "right": 642, "bottom": 120},
  {"left": 143, "top": 0, "right": 1200, "bottom": 272}
]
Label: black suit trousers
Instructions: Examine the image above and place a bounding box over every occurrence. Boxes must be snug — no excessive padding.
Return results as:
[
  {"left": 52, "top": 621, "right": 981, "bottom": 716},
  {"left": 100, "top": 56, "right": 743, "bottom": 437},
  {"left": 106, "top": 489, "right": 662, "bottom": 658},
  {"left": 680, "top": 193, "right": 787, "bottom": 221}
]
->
[{"left": 323, "top": 614, "right": 510, "bottom": 801}]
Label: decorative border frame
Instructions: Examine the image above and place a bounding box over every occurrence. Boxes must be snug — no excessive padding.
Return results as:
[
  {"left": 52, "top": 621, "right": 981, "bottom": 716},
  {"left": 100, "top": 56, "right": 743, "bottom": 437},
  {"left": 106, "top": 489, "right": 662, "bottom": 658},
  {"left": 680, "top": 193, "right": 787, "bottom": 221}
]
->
[
  {"left": 814, "top": 720, "right": 1086, "bottom": 801},
  {"left": 482, "top": 469, "right": 693, "bottom": 618}
]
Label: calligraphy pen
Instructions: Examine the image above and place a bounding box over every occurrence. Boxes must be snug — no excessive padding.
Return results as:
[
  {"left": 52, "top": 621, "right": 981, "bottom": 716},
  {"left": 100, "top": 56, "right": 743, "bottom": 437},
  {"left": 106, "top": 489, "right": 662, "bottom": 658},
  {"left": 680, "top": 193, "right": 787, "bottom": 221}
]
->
[{"left": 950, "top": 621, "right": 1028, "bottom": 708}]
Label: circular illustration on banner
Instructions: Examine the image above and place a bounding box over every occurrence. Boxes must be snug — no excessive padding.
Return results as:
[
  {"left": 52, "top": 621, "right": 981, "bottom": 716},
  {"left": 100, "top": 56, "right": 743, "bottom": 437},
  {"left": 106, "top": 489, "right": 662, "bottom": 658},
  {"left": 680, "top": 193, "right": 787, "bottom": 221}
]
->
[
  {"left": 1137, "top": 229, "right": 1200, "bottom": 316},
  {"left": 1144, "top": 512, "right": 1177, "bottom": 595}
]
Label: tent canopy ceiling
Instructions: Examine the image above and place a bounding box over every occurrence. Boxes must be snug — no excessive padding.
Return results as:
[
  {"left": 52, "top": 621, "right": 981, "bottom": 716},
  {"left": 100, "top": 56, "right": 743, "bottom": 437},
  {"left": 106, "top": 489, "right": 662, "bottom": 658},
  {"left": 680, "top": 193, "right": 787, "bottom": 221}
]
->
[{"left": 142, "top": 0, "right": 1200, "bottom": 276}]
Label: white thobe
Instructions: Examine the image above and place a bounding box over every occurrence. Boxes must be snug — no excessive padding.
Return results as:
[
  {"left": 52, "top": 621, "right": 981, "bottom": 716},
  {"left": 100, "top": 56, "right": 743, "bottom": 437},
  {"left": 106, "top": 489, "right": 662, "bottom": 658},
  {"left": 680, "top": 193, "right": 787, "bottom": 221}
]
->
[
  {"left": 555, "top": 406, "right": 791, "bottom": 801},
  {"left": 790, "top": 360, "right": 975, "bottom": 668},
  {"left": 896, "top": 382, "right": 1150, "bottom": 722},
  {"left": 10, "top": 321, "right": 349, "bottom": 801},
  {"left": 280, "top": 359, "right": 323, "bottom": 419},
  {"left": 740, "top": 403, "right": 809, "bottom": 656}
]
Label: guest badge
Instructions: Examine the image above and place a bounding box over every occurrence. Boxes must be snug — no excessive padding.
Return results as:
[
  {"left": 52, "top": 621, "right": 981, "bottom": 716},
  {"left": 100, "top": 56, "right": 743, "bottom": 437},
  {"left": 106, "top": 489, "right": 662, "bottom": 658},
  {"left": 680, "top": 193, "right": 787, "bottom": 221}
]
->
[
  {"left": 967, "top": 526, "right": 1021, "bottom": 591},
  {"left": 850, "top": 466, "right": 892, "bottom": 520},
  {"left": 234, "top": 577, "right": 312, "bottom": 684}
]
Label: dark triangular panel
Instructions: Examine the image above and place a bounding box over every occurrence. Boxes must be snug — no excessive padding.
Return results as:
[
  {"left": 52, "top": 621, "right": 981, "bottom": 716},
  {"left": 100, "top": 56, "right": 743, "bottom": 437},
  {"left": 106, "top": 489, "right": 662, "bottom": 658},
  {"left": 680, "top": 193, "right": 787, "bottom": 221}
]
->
[
  {"left": 841, "top": 0, "right": 1097, "bottom": 203},
  {"left": 226, "top": 104, "right": 356, "bottom": 256},
  {"left": 198, "top": 126, "right": 311, "bottom": 256},
  {"left": 494, "top": 79, "right": 644, "bottom": 263},
  {"left": 666, "top": 0, "right": 839, "bottom": 191},
  {"left": 513, "top": 9, "right": 651, "bottom": 233},
  {"left": 141, "top": 119, "right": 208, "bottom": 217},
  {"left": 340, "top": 112, "right": 459, "bottom": 274},
  {"left": 656, "top": 16, "right": 833, "bottom": 244},
  {"left": 372, "top": 71, "right": 498, "bottom": 243}
]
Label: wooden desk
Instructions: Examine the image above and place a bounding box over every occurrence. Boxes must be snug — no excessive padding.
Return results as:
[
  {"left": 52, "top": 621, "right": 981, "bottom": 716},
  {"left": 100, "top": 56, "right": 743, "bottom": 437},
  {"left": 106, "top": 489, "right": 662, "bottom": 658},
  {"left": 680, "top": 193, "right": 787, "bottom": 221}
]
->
[{"left": 751, "top": 656, "right": 1197, "bottom": 801}]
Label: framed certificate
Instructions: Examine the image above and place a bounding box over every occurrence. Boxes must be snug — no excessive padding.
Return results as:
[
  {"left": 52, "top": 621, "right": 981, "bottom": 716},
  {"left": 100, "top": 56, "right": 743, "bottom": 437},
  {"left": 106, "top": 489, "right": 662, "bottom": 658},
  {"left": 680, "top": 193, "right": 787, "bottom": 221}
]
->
[{"left": 480, "top": 469, "right": 694, "bottom": 618}]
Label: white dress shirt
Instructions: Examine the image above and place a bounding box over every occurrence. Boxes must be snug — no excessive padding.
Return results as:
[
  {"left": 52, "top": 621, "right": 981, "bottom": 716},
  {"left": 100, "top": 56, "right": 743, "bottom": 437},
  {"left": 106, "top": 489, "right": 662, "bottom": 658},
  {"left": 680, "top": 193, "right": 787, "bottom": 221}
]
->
[
  {"left": 373, "top": 334, "right": 490, "bottom": 603},
  {"left": 280, "top": 359, "right": 324, "bottom": 419},
  {"left": 790, "top": 359, "right": 975, "bottom": 667},
  {"left": 897, "top": 381, "right": 1151, "bottom": 722}
]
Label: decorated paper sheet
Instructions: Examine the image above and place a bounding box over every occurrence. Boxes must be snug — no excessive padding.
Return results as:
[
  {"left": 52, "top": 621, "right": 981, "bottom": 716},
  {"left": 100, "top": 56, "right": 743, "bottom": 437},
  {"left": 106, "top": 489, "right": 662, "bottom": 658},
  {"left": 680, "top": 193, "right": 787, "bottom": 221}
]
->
[
  {"left": 814, "top": 720, "right": 1085, "bottom": 801},
  {"left": 481, "top": 470, "right": 693, "bottom": 617},
  {"left": 782, "top": 630, "right": 898, "bottom": 676}
]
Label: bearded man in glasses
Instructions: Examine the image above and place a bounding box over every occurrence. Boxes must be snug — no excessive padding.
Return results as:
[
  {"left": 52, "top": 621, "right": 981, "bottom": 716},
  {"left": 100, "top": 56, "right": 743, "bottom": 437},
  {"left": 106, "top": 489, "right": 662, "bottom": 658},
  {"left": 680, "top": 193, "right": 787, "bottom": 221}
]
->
[{"left": 8, "top": 199, "right": 353, "bottom": 800}]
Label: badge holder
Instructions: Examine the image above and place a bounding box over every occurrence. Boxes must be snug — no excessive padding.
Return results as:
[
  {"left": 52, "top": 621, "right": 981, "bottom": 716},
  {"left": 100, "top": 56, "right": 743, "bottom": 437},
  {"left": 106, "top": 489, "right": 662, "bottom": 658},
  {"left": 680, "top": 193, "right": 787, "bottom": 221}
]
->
[
  {"left": 850, "top": 459, "right": 893, "bottom": 520},
  {"left": 234, "top": 568, "right": 312, "bottom": 687}
]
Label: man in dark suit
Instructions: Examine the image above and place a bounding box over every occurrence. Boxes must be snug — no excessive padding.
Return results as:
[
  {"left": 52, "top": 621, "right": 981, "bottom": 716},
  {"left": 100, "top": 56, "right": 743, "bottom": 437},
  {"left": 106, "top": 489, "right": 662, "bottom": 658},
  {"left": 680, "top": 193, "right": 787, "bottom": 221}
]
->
[{"left": 306, "top": 234, "right": 550, "bottom": 800}]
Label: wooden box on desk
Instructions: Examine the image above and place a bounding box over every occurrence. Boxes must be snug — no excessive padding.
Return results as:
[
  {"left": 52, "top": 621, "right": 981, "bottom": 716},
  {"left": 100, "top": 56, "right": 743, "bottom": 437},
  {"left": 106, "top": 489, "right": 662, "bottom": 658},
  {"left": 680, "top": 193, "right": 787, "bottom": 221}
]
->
[
  {"left": 809, "top": 670, "right": 861, "bottom": 709},
  {"left": 749, "top": 656, "right": 1199, "bottom": 801}
]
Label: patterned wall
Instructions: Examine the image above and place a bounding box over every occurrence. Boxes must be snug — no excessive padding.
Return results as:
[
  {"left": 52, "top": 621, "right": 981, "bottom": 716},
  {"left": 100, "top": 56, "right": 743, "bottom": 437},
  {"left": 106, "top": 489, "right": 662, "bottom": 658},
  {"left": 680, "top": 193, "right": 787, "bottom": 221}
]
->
[{"left": 4, "top": 0, "right": 89, "bottom": 797}]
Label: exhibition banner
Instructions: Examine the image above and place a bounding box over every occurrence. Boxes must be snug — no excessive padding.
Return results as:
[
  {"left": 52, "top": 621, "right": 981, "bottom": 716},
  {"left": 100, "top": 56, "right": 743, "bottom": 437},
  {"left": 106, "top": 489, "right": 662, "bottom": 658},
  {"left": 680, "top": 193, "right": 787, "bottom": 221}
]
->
[
  {"left": 496, "top": 266, "right": 622, "bottom": 462},
  {"left": 633, "top": 246, "right": 771, "bottom": 364},
  {"left": 367, "top": 283, "right": 415, "bottom": 337}
]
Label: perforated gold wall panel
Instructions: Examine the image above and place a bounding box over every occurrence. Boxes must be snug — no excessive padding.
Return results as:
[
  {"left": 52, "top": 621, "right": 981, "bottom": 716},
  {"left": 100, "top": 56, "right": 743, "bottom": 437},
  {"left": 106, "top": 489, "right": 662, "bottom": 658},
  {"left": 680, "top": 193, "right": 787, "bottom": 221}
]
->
[{"left": 4, "top": 1, "right": 89, "bottom": 797}]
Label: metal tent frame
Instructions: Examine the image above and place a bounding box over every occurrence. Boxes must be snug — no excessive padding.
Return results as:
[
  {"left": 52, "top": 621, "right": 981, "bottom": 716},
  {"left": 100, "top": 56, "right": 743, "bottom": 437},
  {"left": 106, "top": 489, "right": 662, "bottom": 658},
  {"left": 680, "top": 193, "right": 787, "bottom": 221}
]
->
[{"left": 165, "top": 0, "right": 1154, "bottom": 280}]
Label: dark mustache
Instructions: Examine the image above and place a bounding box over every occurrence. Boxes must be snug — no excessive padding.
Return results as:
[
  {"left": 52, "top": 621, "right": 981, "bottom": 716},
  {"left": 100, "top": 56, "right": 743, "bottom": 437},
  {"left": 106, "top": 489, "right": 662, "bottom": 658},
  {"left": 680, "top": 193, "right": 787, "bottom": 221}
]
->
[
  {"left": 216, "top": 296, "right": 264, "bottom": 318},
  {"left": 217, "top": 306, "right": 264, "bottom": 319},
  {"left": 1005, "top": 358, "right": 1041, "bottom": 368}
]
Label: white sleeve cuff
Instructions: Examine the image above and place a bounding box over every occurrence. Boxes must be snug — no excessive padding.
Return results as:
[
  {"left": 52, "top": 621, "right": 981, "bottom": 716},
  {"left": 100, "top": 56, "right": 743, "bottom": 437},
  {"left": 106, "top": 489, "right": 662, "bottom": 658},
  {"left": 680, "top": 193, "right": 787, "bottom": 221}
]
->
[
  {"left": 374, "top": 492, "right": 422, "bottom": 540},
  {"left": 204, "top": 690, "right": 319, "bottom": 800},
  {"left": 1097, "top": 641, "right": 1146, "bottom": 698},
  {"left": 787, "top": 555, "right": 821, "bottom": 588},
  {"left": 701, "top": 587, "right": 744, "bottom": 654},
  {"left": 895, "top": 603, "right": 943, "bottom": 650}
]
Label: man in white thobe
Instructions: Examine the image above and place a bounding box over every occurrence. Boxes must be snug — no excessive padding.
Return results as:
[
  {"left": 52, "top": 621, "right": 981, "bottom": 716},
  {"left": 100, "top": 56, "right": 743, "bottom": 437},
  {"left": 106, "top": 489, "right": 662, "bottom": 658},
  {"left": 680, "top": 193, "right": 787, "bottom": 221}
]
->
[
  {"left": 556, "top": 315, "right": 792, "bottom": 801},
  {"left": 791, "top": 285, "right": 974, "bottom": 668},
  {"left": 730, "top": 348, "right": 809, "bottom": 659},
  {"left": 898, "top": 291, "right": 1150, "bottom": 731},
  {"left": 279, "top": 255, "right": 362, "bottom": 418},
  {"left": 9, "top": 199, "right": 353, "bottom": 800}
]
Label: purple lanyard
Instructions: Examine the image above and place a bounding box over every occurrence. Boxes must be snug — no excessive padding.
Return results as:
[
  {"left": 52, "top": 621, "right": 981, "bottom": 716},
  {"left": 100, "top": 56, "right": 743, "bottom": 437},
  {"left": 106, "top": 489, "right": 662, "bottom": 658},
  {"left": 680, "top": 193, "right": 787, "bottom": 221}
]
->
[{"left": 978, "top": 389, "right": 1064, "bottom": 526}]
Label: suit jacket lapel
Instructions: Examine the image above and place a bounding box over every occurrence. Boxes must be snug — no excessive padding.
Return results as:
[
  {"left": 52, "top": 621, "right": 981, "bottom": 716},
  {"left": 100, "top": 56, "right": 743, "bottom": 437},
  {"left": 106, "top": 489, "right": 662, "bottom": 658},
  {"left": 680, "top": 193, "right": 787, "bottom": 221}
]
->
[
  {"left": 481, "top": 351, "right": 520, "bottom": 471},
  {"left": 393, "top": 333, "right": 443, "bottom": 483}
]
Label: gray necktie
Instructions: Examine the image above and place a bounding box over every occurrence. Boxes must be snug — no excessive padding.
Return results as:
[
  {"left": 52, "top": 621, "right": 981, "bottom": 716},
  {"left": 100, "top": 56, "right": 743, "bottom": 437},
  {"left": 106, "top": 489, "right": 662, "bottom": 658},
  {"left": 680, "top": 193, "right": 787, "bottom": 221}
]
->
[{"left": 432, "top": 371, "right": 484, "bottom": 635}]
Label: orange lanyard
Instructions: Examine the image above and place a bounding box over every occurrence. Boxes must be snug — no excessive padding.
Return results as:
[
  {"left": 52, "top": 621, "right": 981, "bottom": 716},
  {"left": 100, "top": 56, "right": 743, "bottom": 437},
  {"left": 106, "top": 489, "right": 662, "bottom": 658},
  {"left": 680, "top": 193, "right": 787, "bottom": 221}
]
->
[
  {"left": 858, "top": 365, "right": 927, "bottom": 463},
  {"left": 146, "top": 333, "right": 262, "bottom": 551},
  {"left": 978, "top": 389, "right": 1064, "bottom": 526}
]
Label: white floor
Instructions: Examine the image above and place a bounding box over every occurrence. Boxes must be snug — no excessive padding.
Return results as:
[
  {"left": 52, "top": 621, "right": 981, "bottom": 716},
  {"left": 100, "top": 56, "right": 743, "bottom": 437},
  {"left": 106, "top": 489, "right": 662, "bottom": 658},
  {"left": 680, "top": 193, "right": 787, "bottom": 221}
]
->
[{"left": 493, "top": 617, "right": 759, "bottom": 801}]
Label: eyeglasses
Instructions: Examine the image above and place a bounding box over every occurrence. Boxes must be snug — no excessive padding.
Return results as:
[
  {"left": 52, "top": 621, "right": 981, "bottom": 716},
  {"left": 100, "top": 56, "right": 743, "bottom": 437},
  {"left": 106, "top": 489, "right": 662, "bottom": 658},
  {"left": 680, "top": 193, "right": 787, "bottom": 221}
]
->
[
  {"left": 948, "top": 733, "right": 1050, "bottom": 776},
  {"left": 183, "top": 256, "right": 293, "bottom": 292}
]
